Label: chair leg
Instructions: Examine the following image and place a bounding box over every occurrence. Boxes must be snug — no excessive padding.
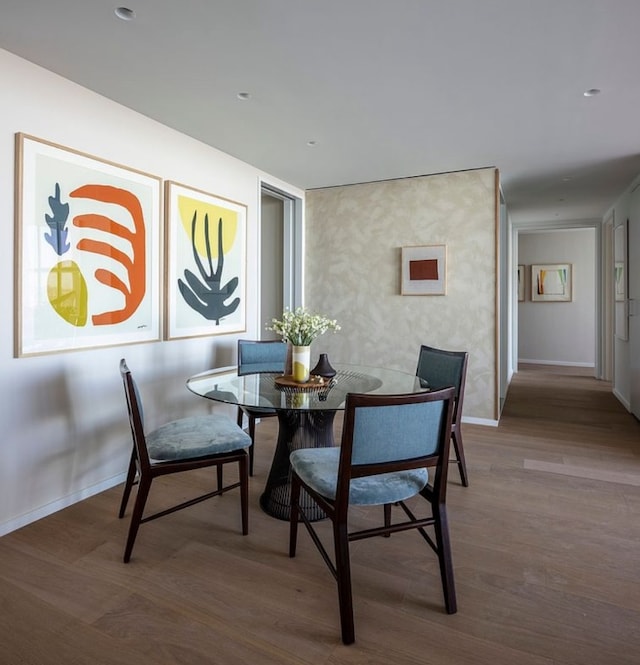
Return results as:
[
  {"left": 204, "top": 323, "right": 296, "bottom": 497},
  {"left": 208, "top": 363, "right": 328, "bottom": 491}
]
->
[
  {"left": 237, "top": 409, "right": 256, "bottom": 477},
  {"left": 123, "top": 475, "right": 152, "bottom": 563},
  {"left": 118, "top": 448, "right": 137, "bottom": 518},
  {"left": 248, "top": 415, "right": 256, "bottom": 476},
  {"left": 433, "top": 502, "right": 457, "bottom": 614},
  {"left": 217, "top": 465, "right": 223, "bottom": 493},
  {"left": 289, "top": 474, "right": 301, "bottom": 557},
  {"left": 451, "top": 426, "right": 469, "bottom": 487},
  {"left": 239, "top": 454, "right": 249, "bottom": 535},
  {"left": 334, "top": 518, "right": 355, "bottom": 645},
  {"left": 383, "top": 503, "right": 392, "bottom": 537}
]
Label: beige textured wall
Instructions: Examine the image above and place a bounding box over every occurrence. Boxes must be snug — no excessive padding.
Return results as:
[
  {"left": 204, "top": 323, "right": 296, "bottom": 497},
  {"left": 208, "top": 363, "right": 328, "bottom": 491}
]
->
[{"left": 305, "top": 168, "right": 498, "bottom": 421}]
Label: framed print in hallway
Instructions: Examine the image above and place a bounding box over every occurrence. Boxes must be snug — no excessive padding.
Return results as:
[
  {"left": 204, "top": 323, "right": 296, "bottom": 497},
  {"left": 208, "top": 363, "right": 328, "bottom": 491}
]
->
[
  {"left": 531, "top": 263, "right": 572, "bottom": 302},
  {"left": 165, "top": 181, "right": 247, "bottom": 339},
  {"left": 401, "top": 244, "right": 446, "bottom": 295},
  {"left": 14, "top": 133, "right": 162, "bottom": 357},
  {"left": 517, "top": 264, "right": 525, "bottom": 302}
]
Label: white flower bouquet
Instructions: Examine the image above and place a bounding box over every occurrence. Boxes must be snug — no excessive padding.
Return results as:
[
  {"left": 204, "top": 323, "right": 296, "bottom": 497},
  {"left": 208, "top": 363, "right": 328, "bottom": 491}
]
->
[{"left": 267, "top": 307, "right": 340, "bottom": 346}]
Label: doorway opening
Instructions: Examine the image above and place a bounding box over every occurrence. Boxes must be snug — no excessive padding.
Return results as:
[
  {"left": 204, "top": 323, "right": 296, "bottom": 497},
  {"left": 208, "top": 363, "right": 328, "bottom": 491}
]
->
[
  {"left": 259, "top": 182, "right": 303, "bottom": 339},
  {"left": 514, "top": 225, "right": 600, "bottom": 376}
]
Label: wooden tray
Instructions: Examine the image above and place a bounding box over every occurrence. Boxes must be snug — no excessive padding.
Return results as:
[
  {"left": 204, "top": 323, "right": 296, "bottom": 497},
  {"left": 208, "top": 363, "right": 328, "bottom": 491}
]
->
[{"left": 274, "top": 375, "right": 333, "bottom": 391}]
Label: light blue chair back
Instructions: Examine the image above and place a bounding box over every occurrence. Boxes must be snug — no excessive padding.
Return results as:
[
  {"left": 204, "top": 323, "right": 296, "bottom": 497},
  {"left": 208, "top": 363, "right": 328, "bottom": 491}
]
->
[
  {"left": 351, "top": 400, "right": 445, "bottom": 466},
  {"left": 238, "top": 339, "right": 287, "bottom": 374}
]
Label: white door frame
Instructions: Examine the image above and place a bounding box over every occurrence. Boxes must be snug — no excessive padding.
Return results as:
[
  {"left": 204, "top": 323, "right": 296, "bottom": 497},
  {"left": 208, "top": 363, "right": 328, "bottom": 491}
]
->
[
  {"left": 602, "top": 213, "right": 614, "bottom": 381},
  {"left": 511, "top": 220, "right": 602, "bottom": 377}
]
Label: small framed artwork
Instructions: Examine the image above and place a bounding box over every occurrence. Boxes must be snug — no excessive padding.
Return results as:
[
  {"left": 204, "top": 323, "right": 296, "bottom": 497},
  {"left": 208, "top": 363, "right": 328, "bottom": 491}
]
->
[
  {"left": 14, "top": 133, "right": 162, "bottom": 357},
  {"left": 517, "top": 264, "right": 525, "bottom": 302},
  {"left": 401, "top": 244, "right": 446, "bottom": 296},
  {"left": 531, "top": 263, "right": 572, "bottom": 302},
  {"left": 165, "top": 181, "right": 247, "bottom": 340},
  {"left": 614, "top": 220, "right": 628, "bottom": 340}
]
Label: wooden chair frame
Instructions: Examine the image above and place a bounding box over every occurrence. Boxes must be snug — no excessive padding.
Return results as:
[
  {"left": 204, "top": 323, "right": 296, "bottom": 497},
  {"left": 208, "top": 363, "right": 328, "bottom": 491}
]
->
[
  {"left": 416, "top": 344, "right": 470, "bottom": 486},
  {"left": 118, "top": 359, "right": 250, "bottom": 563},
  {"left": 289, "top": 387, "right": 457, "bottom": 645}
]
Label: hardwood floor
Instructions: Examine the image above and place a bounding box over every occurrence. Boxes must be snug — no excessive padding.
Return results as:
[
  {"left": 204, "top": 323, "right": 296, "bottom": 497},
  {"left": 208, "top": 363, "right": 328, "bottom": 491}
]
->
[{"left": 1, "top": 364, "right": 639, "bottom": 664}]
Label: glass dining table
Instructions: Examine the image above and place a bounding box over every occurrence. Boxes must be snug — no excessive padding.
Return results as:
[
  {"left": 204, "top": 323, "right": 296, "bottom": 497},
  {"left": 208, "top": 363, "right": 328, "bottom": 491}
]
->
[{"left": 186, "top": 363, "right": 427, "bottom": 521}]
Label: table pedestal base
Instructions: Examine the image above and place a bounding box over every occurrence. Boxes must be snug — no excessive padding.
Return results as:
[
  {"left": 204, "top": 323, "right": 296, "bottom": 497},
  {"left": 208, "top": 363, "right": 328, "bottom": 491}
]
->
[{"left": 260, "top": 409, "right": 336, "bottom": 521}]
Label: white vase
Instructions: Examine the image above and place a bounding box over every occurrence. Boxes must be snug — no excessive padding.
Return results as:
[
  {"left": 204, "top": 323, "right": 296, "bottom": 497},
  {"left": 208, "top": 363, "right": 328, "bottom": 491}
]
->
[{"left": 291, "top": 345, "right": 311, "bottom": 383}]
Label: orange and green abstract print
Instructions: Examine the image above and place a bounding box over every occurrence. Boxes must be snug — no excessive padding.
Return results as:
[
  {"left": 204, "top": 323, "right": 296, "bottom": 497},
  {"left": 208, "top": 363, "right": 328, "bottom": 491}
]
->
[
  {"left": 530, "top": 263, "right": 572, "bottom": 302},
  {"left": 16, "top": 134, "right": 161, "bottom": 356},
  {"left": 535, "top": 267, "right": 567, "bottom": 296}
]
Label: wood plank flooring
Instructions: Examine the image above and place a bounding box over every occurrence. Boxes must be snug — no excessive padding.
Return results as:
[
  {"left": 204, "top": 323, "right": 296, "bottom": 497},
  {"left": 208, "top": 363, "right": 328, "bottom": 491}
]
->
[{"left": 1, "top": 364, "right": 639, "bottom": 664}]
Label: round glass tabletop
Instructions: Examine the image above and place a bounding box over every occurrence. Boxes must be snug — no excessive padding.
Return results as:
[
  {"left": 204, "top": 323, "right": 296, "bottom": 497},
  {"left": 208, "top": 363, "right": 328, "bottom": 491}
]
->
[{"left": 186, "top": 363, "right": 426, "bottom": 412}]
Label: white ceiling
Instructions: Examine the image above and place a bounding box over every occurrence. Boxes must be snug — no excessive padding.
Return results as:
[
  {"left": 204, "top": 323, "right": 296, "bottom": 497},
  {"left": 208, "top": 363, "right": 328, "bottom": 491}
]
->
[{"left": 2, "top": 0, "right": 640, "bottom": 225}]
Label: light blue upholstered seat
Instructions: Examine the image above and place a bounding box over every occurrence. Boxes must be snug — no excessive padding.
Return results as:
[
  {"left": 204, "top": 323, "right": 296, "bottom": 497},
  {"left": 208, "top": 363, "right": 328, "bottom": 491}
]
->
[
  {"left": 147, "top": 415, "right": 251, "bottom": 461},
  {"left": 290, "top": 443, "right": 428, "bottom": 506},
  {"left": 118, "top": 359, "right": 252, "bottom": 563},
  {"left": 288, "top": 387, "right": 457, "bottom": 645}
]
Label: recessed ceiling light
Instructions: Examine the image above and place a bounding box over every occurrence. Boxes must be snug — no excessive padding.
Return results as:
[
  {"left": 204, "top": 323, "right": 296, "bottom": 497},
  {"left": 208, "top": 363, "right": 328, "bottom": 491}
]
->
[
  {"left": 237, "top": 92, "right": 251, "bottom": 100},
  {"left": 115, "top": 7, "right": 136, "bottom": 20},
  {"left": 583, "top": 88, "right": 601, "bottom": 97}
]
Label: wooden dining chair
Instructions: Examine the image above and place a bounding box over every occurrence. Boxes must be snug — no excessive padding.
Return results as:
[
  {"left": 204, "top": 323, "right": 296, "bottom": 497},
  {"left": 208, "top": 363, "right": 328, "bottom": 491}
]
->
[
  {"left": 236, "top": 339, "right": 287, "bottom": 475},
  {"left": 118, "top": 359, "right": 252, "bottom": 563},
  {"left": 416, "top": 344, "right": 470, "bottom": 486},
  {"left": 289, "top": 387, "right": 457, "bottom": 645}
]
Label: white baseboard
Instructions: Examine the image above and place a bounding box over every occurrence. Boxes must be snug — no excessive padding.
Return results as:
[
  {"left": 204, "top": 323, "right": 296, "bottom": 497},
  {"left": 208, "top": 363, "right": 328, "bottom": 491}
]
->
[
  {"left": 0, "top": 472, "right": 126, "bottom": 538},
  {"left": 462, "top": 416, "right": 499, "bottom": 427},
  {"left": 518, "top": 359, "right": 595, "bottom": 368}
]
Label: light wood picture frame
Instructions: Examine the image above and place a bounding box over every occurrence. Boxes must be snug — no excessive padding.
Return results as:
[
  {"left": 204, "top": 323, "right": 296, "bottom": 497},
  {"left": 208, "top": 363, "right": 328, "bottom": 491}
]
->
[
  {"left": 401, "top": 244, "right": 446, "bottom": 295},
  {"left": 531, "top": 263, "right": 572, "bottom": 302},
  {"left": 165, "top": 181, "right": 247, "bottom": 339},
  {"left": 14, "top": 133, "right": 162, "bottom": 357}
]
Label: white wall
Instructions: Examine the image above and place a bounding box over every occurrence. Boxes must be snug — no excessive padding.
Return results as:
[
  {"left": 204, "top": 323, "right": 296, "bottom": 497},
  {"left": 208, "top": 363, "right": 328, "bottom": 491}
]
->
[
  {"left": 0, "top": 49, "right": 303, "bottom": 535},
  {"left": 518, "top": 229, "right": 596, "bottom": 366}
]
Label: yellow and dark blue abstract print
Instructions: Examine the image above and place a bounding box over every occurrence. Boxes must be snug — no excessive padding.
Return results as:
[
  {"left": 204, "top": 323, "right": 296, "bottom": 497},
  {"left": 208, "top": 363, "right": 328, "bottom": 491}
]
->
[{"left": 176, "top": 194, "right": 240, "bottom": 325}]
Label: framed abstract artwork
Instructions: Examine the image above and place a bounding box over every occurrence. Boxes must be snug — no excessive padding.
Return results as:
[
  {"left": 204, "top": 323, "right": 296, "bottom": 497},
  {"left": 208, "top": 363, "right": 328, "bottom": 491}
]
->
[
  {"left": 165, "top": 181, "right": 246, "bottom": 339},
  {"left": 531, "top": 263, "right": 572, "bottom": 302},
  {"left": 14, "top": 133, "right": 162, "bottom": 357},
  {"left": 614, "top": 220, "right": 628, "bottom": 340},
  {"left": 517, "top": 264, "right": 525, "bottom": 302},
  {"left": 401, "top": 244, "right": 446, "bottom": 295}
]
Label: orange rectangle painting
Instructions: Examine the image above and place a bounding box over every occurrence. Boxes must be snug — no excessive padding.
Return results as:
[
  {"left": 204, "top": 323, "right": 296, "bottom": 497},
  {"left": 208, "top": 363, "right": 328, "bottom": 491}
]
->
[{"left": 401, "top": 245, "right": 446, "bottom": 295}]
